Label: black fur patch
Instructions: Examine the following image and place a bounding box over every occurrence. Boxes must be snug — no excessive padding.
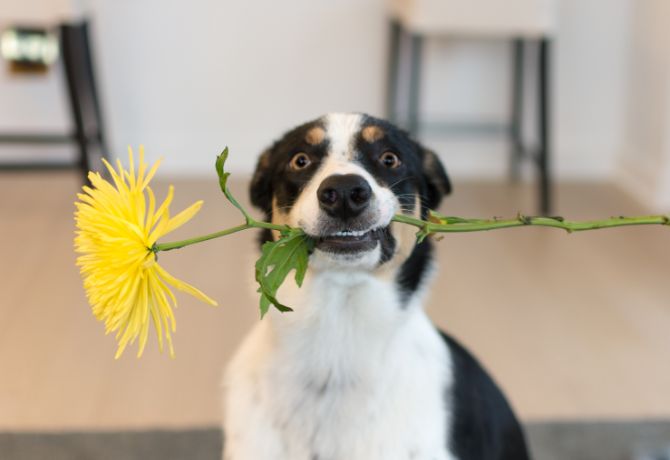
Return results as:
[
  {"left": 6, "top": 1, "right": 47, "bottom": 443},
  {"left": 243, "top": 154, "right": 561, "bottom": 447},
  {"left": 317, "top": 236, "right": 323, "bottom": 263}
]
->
[
  {"left": 250, "top": 118, "right": 330, "bottom": 218},
  {"left": 354, "top": 116, "right": 424, "bottom": 216},
  {"left": 377, "top": 226, "right": 396, "bottom": 265},
  {"left": 250, "top": 118, "right": 329, "bottom": 247},
  {"left": 395, "top": 238, "right": 433, "bottom": 298},
  {"left": 440, "top": 331, "right": 531, "bottom": 459},
  {"left": 354, "top": 115, "right": 451, "bottom": 218}
]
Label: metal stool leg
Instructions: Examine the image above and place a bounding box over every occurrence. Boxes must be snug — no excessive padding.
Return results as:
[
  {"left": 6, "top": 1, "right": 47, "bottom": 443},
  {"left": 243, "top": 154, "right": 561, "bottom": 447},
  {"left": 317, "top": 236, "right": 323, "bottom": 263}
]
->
[
  {"left": 386, "top": 19, "right": 402, "bottom": 122},
  {"left": 538, "top": 38, "right": 552, "bottom": 215},
  {"left": 510, "top": 38, "right": 524, "bottom": 182},
  {"left": 407, "top": 32, "right": 424, "bottom": 136}
]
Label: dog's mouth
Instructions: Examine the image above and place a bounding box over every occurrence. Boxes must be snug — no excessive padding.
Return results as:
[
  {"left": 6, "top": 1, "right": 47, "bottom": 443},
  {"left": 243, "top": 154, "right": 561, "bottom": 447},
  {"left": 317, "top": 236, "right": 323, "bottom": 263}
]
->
[{"left": 314, "top": 227, "right": 385, "bottom": 254}]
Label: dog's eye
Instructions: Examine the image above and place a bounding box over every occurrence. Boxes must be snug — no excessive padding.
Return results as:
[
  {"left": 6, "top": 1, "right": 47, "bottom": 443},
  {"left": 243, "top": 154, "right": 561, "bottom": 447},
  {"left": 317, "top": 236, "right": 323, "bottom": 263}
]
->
[
  {"left": 379, "top": 152, "right": 401, "bottom": 169},
  {"left": 289, "top": 153, "right": 312, "bottom": 170}
]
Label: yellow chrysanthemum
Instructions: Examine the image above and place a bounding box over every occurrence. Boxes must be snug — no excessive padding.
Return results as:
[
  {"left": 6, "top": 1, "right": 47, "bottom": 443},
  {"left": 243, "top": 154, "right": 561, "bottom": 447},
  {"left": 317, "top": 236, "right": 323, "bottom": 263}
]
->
[{"left": 74, "top": 146, "right": 217, "bottom": 359}]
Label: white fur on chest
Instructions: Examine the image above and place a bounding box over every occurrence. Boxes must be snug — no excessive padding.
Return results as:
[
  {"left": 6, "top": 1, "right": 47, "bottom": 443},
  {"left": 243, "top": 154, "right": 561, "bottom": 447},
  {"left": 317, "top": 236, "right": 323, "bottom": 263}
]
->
[{"left": 223, "top": 271, "right": 456, "bottom": 460}]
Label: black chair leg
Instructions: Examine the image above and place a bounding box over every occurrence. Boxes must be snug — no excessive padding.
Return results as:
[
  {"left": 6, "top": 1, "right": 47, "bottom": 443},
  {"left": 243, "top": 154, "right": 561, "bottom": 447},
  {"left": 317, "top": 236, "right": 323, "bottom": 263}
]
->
[
  {"left": 407, "top": 32, "right": 424, "bottom": 136},
  {"left": 510, "top": 38, "right": 524, "bottom": 182},
  {"left": 538, "top": 38, "right": 551, "bottom": 215},
  {"left": 386, "top": 19, "right": 402, "bottom": 122},
  {"left": 61, "top": 27, "right": 88, "bottom": 183},
  {"left": 61, "top": 21, "right": 108, "bottom": 184},
  {"left": 76, "top": 135, "right": 90, "bottom": 181}
]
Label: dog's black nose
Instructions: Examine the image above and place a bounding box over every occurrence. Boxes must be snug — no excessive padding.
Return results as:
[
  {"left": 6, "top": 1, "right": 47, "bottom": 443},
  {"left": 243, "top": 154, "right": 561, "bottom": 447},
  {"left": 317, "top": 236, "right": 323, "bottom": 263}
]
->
[{"left": 317, "top": 174, "right": 372, "bottom": 219}]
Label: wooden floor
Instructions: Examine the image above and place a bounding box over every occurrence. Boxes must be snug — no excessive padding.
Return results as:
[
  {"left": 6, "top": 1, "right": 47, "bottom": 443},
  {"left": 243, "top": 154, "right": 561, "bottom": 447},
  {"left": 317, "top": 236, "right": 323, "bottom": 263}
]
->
[{"left": 0, "top": 171, "right": 669, "bottom": 431}]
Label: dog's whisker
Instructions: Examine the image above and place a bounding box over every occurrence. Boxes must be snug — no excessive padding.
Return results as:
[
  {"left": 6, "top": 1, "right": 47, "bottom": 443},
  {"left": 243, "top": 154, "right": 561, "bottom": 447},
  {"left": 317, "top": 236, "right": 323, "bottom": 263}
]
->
[{"left": 387, "top": 177, "right": 415, "bottom": 190}]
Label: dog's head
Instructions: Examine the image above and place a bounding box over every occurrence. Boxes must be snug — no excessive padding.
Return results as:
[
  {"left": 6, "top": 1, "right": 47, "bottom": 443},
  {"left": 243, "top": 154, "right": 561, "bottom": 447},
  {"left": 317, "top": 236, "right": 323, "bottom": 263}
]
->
[{"left": 250, "top": 113, "right": 450, "bottom": 287}]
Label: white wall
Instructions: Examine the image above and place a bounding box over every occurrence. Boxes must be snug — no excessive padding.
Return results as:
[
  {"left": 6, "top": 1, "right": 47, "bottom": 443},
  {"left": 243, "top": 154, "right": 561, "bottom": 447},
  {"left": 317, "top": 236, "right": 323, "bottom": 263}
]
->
[
  {"left": 617, "top": 0, "right": 670, "bottom": 209},
  {"left": 82, "top": 0, "right": 389, "bottom": 175},
  {"left": 0, "top": 0, "right": 635, "bottom": 181}
]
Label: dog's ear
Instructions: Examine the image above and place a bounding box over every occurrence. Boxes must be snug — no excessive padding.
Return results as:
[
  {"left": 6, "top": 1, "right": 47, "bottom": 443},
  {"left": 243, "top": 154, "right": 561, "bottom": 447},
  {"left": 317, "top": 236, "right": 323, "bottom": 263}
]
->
[
  {"left": 421, "top": 147, "right": 451, "bottom": 210},
  {"left": 249, "top": 149, "right": 273, "bottom": 213}
]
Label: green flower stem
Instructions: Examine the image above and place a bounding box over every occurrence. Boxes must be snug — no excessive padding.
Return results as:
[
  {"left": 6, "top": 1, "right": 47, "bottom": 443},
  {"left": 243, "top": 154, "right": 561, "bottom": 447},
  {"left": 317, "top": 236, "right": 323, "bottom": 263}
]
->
[
  {"left": 153, "top": 149, "right": 669, "bottom": 255},
  {"left": 221, "top": 180, "right": 254, "bottom": 224},
  {"left": 392, "top": 213, "right": 670, "bottom": 235},
  {"left": 153, "top": 223, "right": 251, "bottom": 252},
  {"left": 154, "top": 213, "right": 669, "bottom": 253},
  {"left": 153, "top": 220, "right": 289, "bottom": 253}
]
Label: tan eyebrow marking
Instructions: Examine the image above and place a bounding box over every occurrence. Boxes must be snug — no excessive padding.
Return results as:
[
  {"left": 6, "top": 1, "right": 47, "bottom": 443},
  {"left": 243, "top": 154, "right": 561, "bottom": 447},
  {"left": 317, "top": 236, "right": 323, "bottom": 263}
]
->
[
  {"left": 305, "top": 127, "right": 326, "bottom": 145},
  {"left": 361, "top": 125, "right": 384, "bottom": 143}
]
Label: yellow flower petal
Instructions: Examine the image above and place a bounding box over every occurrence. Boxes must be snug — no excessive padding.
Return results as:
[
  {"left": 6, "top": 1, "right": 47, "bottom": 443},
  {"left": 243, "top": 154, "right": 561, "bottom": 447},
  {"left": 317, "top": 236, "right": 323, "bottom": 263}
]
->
[
  {"left": 162, "top": 200, "right": 203, "bottom": 237},
  {"left": 154, "top": 264, "right": 218, "bottom": 306}
]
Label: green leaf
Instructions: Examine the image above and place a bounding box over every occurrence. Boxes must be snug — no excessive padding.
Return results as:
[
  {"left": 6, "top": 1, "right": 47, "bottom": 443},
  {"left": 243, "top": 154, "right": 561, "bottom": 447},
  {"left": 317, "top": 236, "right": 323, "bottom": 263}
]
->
[
  {"left": 254, "top": 228, "right": 314, "bottom": 318},
  {"left": 215, "top": 147, "right": 231, "bottom": 195}
]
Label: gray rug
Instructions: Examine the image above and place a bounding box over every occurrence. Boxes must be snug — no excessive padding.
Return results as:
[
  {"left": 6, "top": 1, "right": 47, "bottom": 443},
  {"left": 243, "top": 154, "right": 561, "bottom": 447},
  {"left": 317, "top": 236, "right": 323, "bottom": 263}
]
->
[
  {"left": 1, "top": 421, "right": 669, "bottom": 460},
  {"left": 525, "top": 421, "right": 670, "bottom": 460}
]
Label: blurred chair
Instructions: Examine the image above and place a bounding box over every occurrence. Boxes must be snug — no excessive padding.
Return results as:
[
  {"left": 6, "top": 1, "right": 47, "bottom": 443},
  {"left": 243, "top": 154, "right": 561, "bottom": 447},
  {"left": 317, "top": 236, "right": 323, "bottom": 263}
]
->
[
  {"left": 386, "top": 0, "right": 557, "bottom": 214},
  {"left": 0, "top": 20, "right": 108, "bottom": 182}
]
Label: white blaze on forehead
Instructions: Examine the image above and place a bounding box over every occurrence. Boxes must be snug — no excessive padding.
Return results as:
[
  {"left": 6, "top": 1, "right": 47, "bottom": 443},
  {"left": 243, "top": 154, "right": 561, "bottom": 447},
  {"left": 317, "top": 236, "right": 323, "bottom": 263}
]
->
[{"left": 325, "top": 113, "right": 363, "bottom": 159}]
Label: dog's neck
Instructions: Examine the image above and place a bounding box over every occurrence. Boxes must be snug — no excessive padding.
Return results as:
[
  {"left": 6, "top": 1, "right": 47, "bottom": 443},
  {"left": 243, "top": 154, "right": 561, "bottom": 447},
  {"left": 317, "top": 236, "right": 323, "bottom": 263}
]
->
[{"left": 263, "top": 267, "right": 424, "bottom": 384}]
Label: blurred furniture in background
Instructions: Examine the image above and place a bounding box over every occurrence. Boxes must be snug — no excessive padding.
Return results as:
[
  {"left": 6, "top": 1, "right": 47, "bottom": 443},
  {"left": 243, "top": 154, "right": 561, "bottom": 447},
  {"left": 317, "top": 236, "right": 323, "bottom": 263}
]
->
[
  {"left": 386, "top": 0, "right": 556, "bottom": 214},
  {"left": 0, "top": 20, "right": 108, "bottom": 181}
]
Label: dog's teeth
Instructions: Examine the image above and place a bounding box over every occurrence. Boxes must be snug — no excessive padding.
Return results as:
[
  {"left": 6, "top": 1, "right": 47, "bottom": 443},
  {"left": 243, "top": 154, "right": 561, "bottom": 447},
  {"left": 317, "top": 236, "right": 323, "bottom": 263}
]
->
[
  {"left": 332, "top": 230, "right": 360, "bottom": 237},
  {"left": 330, "top": 229, "right": 371, "bottom": 237}
]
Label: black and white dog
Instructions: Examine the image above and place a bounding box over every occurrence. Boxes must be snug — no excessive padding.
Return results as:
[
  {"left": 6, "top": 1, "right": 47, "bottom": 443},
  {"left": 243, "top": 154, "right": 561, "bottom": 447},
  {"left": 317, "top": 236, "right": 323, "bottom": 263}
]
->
[{"left": 223, "top": 113, "right": 530, "bottom": 460}]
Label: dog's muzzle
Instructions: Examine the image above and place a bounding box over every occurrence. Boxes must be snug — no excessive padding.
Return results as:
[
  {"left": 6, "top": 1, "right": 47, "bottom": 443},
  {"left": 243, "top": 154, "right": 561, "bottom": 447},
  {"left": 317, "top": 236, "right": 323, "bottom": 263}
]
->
[{"left": 314, "top": 174, "right": 383, "bottom": 254}]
